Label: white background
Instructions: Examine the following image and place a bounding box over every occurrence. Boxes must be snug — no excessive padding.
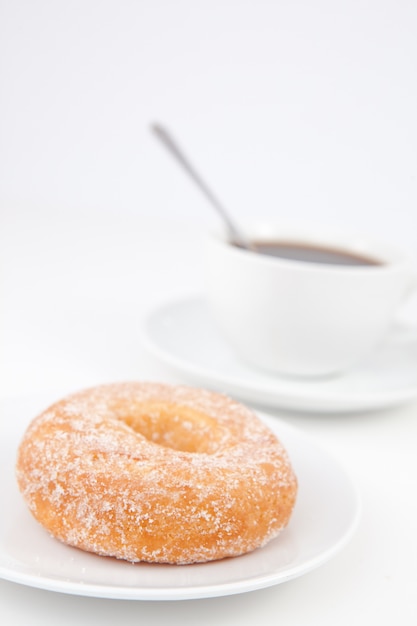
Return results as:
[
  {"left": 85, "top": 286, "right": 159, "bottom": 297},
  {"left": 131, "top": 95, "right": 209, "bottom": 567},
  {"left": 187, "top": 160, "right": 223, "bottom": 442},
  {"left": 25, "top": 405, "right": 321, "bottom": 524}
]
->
[
  {"left": 1, "top": 1, "right": 417, "bottom": 624},
  {"left": 1, "top": 0, "right": 416, "bottom": 243}
]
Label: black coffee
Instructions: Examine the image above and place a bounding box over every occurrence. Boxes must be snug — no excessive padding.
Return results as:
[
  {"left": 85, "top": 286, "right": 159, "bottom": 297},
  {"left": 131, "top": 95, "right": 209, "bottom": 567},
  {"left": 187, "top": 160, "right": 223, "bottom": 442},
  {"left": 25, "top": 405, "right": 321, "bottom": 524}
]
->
[{"left": 249, "top": 241, "right": 382, "bottom": 267}]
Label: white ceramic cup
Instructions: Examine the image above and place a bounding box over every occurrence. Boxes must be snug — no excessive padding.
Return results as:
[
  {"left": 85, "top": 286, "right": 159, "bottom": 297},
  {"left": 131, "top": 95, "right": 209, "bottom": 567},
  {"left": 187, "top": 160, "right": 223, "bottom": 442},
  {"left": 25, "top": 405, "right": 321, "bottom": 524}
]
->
[{"left": 205, "top": 224, "right": 417, "bottom": 378}]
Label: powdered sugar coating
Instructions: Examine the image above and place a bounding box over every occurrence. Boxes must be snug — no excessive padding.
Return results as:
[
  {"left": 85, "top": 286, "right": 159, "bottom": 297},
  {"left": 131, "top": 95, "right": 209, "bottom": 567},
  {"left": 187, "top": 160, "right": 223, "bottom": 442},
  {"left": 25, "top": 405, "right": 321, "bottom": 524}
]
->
[{"left": 16, "top": 382, "right": 297, "bottom": 564}]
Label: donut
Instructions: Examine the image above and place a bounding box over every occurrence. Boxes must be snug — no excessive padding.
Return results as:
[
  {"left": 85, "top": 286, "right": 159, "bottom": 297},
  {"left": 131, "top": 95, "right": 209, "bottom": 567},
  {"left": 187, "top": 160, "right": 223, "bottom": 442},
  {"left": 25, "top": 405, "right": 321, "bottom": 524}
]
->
[{"left": 16, "top": 382, "right": 297, "bottom": 564}]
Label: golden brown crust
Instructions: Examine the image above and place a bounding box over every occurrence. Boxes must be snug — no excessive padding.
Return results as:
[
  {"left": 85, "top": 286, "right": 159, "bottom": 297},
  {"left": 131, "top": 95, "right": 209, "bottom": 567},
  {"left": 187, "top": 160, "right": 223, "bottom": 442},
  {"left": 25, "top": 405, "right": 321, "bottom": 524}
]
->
[{"left": 16, "top": 382, "right": 297, "bottom": 564}]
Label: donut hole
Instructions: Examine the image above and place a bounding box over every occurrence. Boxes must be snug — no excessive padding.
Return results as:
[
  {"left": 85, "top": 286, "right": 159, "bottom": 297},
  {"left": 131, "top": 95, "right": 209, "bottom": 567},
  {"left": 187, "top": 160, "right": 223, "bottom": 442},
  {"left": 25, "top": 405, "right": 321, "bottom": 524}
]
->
[{"left": 123, "top": 402, "right": 226, "bottom": 453}]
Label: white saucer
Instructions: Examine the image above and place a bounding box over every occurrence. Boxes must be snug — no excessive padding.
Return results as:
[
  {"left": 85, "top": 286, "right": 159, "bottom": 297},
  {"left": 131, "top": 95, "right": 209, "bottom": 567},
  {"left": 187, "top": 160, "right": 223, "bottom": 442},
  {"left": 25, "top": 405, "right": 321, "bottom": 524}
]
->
[
  {"left": 142, "top": 295, "right": 417, "bottom": 413},
  {"left": 0, "top": 395, "right": 359, "bottom": 600}
]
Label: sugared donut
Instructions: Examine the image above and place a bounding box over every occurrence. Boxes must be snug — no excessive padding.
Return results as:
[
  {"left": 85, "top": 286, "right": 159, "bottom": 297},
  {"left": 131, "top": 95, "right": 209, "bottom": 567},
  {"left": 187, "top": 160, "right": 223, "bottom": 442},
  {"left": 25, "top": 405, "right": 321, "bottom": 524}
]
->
[{"left": 16, "top": 382, "right": 297, "bottom": 564}]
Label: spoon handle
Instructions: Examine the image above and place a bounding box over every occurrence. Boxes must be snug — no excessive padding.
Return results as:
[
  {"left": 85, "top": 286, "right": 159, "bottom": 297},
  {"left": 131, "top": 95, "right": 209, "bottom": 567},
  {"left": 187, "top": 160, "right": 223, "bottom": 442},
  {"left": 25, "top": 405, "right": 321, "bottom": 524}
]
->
[{"left": 151, "top": 123, "right": 250, "bottom": 248}]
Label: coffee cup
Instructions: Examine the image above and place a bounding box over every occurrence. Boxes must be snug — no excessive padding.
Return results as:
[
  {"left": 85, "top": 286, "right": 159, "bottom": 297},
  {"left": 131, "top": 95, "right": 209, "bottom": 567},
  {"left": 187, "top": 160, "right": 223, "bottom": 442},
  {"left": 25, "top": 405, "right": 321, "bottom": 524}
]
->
[{"left": 205, "top": 223, "right": 417, "bottom": 378}]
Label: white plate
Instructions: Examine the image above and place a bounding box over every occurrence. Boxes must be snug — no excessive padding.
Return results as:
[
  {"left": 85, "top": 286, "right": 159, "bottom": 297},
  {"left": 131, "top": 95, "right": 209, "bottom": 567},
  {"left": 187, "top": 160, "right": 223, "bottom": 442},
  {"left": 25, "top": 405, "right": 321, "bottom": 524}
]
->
[
  {"left": 142, "top": 295, "right": 417, "bottom": 413},
  {"left": 0, "top": 395, "right": 359, "bottom": 601}
]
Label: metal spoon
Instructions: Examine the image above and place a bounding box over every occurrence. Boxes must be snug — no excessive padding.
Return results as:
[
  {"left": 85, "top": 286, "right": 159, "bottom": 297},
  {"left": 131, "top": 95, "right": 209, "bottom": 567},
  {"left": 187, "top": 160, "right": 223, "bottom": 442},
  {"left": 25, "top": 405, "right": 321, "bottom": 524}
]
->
[{"left": 151, "top": 123, "right": 252, "bottom": 249}]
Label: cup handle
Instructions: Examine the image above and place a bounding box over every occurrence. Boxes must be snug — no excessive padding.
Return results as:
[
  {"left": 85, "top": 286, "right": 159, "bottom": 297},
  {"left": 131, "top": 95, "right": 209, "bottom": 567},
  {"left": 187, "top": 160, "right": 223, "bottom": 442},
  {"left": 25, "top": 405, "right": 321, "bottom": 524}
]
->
[
  {"left": 389, "top": 322, "right": 417, "bottom": 344},
  {"left": 407, "top": 271, "right": 417, "bottom": 296},
  {"left": 391, "top": 271, "right": 417, "bottom": 343}
]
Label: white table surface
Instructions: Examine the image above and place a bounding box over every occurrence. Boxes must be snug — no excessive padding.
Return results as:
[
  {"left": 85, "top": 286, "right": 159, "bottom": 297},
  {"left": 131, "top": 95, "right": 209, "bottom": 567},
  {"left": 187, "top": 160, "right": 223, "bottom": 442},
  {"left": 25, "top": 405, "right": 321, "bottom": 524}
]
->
[{"left": 1, "top": 1, "right": 417, "bottom": 624}]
